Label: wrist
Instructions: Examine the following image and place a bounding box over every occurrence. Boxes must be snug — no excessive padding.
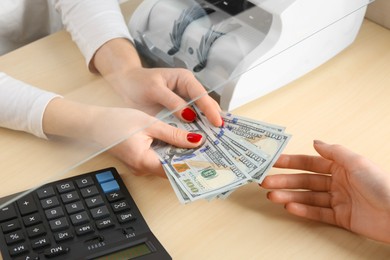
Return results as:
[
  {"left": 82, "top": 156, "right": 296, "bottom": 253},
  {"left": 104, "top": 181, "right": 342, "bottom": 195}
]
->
[
  {"left": 91, "top": 38, "right": 142, "bottom": 76},
  {"left": 43, "top": 98, "right": 95, "bottom": 141}
]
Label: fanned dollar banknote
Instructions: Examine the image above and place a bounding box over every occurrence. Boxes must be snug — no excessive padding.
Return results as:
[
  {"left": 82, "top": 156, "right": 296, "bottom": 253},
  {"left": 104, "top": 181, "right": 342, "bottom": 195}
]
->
[{"left": 153, "top": 107, "right": 291, "bottom": 203}]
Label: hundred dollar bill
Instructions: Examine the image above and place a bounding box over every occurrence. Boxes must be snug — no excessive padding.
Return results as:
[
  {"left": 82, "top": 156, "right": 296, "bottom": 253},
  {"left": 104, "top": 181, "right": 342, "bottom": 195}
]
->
[
  {"left": 166, "top": 173, "right": 191, "bottom": 204},
  {"left": 191, "top": 109, "right": 270, "bottom": 199},
  {"left": 223, "top": 121, "right": 291, "bottom": 182},
  {"left": 196, "top": 124, "right": 270, "bottom": 200},
  {"left": 194, "top": 107, "right": 273, "bottom": 175},
  {"left": 201, "top": 122, "right": 269, "bottom": 177},
  {"left": 194, "top": 107, "right": 291, "bottom": 183},
  {"left": 221, "top": 112, "right": 286, "bottom": 132},
  {"left": 222, "top": 112, "right": 286, "bottom": 133},
  {"left": 153, "top": 113, "right": 252, "bottom": 202}
]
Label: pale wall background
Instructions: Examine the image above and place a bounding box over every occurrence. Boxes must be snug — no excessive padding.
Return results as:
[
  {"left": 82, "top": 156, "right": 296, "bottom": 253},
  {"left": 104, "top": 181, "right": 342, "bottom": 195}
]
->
[{"left": 366, "top": 0, "right": 390, "bottom": 29}]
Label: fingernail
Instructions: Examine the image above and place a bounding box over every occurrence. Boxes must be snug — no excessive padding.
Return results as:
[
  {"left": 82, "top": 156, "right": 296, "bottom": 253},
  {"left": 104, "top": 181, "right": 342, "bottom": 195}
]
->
[
  {"left": 181, "top": 108, "right": 197, "bottom": 122},
  {"left": 314, "top": 140, "right": 325, "bottom": 145},
  {"left": 220, "top": 117, "right": 225, "bottom": 127},
  {"left": 187, "top": 133, "right": 203, "bottom": 143}
]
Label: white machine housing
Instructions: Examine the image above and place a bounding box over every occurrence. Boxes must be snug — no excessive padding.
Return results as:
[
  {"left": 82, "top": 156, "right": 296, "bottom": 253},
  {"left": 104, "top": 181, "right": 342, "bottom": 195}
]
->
[{"left": 129, "top": 0, "right": 373, "bottom": 110}]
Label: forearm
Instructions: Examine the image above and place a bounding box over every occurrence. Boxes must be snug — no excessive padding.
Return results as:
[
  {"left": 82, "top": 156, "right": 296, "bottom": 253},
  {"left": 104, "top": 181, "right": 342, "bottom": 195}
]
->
[
  {"left": 0, "top": 73, "right": 60, "bottom": 138},
  {"left": 92, "top": 38, "right": 142, "bottom": 76},
  {"left": 42, "top": 98, "right": 96, "bottom": 141},
  {"left": 54, "top": 0, "right": 133, "bottom": 70},
  {"left": 42, "top": 98, "right": 131, "bottom": 146}
]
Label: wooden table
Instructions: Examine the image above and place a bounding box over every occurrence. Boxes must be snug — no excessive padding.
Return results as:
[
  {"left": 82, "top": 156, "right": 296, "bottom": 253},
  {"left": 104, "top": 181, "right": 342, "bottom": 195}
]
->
[{"left": 1, "top": 1, "right": 390, "bottom": 259}]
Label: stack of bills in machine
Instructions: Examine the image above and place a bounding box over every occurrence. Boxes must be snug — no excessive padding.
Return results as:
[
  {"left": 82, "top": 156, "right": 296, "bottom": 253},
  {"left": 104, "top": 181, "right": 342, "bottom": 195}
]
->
[{"left": 153, "top": 107, "right": 291, "bottom": 204}]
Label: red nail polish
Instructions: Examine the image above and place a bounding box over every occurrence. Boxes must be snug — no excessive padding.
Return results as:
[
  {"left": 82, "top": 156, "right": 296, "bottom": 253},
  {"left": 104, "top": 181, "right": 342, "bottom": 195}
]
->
[
  {"left": 187, "top": 133, "right": 203, "bottom": 143},
  {"left": 221, "top": 117, "right": 225, "bottom": 127},
  {"left": 181, "top": 108, "right": 197, "bottom": 122}
]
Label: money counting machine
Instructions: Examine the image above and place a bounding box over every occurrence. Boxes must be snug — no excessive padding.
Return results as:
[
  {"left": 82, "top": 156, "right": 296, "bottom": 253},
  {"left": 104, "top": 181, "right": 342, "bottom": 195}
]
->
[{"left": 128, "top": 0, "right": 373, "bottom": 110}]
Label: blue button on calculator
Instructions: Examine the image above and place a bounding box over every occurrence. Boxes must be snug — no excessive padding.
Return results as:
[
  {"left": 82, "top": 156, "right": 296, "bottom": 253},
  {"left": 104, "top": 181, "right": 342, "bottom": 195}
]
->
[{"left": 96, "top": 171, "right": 114, "bottom": 183}]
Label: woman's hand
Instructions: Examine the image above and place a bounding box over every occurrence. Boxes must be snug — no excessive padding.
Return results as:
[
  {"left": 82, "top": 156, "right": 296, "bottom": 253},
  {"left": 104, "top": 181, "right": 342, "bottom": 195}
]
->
[
  {"left": 92, "top": 38, "right": 223, "bottom": 127},
  {"left": 262, "top": 140, "right": 390, "bottom": 244},
  {"left": 43, "top": 98, "right": 204, "bottom": 177}
]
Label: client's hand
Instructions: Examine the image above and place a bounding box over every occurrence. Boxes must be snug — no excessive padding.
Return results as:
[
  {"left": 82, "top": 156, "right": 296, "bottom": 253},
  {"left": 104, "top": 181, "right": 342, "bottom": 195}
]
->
[{"left": 262, "top": 140, "right": 390, "bottom": 244}]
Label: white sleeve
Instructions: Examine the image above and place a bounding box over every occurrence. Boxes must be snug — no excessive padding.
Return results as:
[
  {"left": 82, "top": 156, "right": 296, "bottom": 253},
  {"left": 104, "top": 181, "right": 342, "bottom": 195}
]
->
[
  {"left": 54, "top": 0, "right": 133, "bottom": 68},
  {"left": 0, "top": 72, "right": 61, "bottom": 139}
]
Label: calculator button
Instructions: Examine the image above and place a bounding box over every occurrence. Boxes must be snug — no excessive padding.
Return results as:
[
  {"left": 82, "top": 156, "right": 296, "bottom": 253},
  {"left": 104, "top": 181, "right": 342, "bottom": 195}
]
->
[
  {"left": 22, "top": 212, "right": 42, "bottom": 227},
  {"left": 45, "top": 206, "right": 64, "bottom": 220},
  {"left": 70, "top": 211, "right": 90, "bottom": 226},
  {"left": 9, "top": 243, "right": 28, "bottom": 257},
  {"left": 106, "top": 190, "right": 124, "bottom": 202},
  {"left": 43, "top": 245, "right": 70, "bottom": 258},
  {"left": 17, "top": 194, "right": 38, "bottom": 216},
  {"left": 85, "top": 195, "right": 104, "bottom": 208},
  {"left": 54, "top": 230, "right": 73, "bottom": 243},
  {"left": 75, "top": 224, "right": 94, "bottom": 236},
  {"left": 84, "top": 234, "right": 104, "bottom": 246},
  {"left": 80, "top": 186, "right": 99, "bottom": 198},
  {"left": 40, "top": 196, "right": 60, "bottom": 210},
  {"left": 96, "top": 171, "right": 114, "bottom": 183},
  {"left": 90, "top": 205, "right": 110, "bottom": 220},
  {"left": 36, "top": 186, "right": 55, "bottom": 199},
  {"left": 100, "top": 180, "right": 120, "bottom": 194},
  {"left": 1, "top": 219, "right": 20, "bottom": 233},
  {"left": 60, "top": 191, "right": 80, "bottom": 204},
  {"left": 122, "top": 226, "right": 135, "bottom": 235},
  {"left": 31, "top": 236, "right": 50, "bottom": 249},
  {"left": 111, "top": 200, "right": 130, "bottom": 213},
  {"left": 65, "top": 201, "right": 84, "bottom": 214},
  {"left": 5, "top": 230, "right": 25, "bottom": 244},
  {"left": 49, "top": 217, "right": 69, "bottom": 232},
  {"left": 56, "top": 181, "right": 75, "bottom": 194},
  {"left": 117, "top": 211, "right": 136, "bottom": 223},
  {"left": 14, "top": 253, "right": 39, "bottom": 260},
  {"left": 0, "top": 204, "right": 17, "bottom": 222},
  {"left": 76, "top": 176, "right": 94, "bottom": 188},
  {"left": 96, "top": 218, "right": 114, "bottom": 230},
  {"left": 26, "top": 223, "right": 46, "bottom": 238}
]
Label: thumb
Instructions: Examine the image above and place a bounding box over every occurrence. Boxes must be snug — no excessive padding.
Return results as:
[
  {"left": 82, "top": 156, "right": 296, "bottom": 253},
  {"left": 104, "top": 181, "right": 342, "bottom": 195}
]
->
[
  {"left": 313, "top": 140, "right": 357, "bottom": 167},
  {"left": 146, "top": 120, "right": 204, "bottom": 148}
]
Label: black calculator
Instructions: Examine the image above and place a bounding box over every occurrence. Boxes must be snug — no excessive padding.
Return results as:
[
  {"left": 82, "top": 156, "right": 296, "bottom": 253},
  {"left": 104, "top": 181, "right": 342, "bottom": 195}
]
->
[{"left": 0, "top": 167, "right": 171, "bottom": 260}]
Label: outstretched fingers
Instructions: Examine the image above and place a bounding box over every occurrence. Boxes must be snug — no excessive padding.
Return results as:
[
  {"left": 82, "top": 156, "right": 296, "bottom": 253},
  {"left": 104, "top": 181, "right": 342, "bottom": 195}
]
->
[
  {"left": 262, "top": 173, "right": 332, "bottom": 192},
  {"left": 267, "top": 190, "right": 332, "bottom": 208},
  {"left": 274, "top": 153, "right": 333, "bottom": 175},
  {"left": 285, "top": 203, "right": 337, "bottom": 226}
]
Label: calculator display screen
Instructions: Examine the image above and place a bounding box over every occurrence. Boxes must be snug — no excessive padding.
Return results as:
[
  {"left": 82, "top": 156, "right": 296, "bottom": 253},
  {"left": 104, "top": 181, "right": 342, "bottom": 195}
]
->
[{"left": 95, "top": 242, "right": 152, "bottom": 260}]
